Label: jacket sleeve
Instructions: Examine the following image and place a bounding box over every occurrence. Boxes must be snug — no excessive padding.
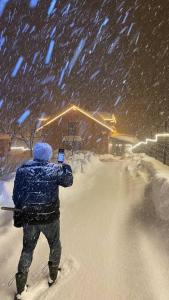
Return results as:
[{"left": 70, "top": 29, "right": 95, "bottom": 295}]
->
[
  {"left": 57, "top": 164, "right": 73, "bottom": 187},
  {"left": 12, "top": 169, "right": 23, "bottom": 209},
  {"left": 13, "top": 168, "right": 24, "bottom": 227}
]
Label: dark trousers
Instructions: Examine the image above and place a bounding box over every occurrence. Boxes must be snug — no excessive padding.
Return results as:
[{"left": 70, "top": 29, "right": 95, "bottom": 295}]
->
[{"left": 17, "top": 219, "right": 61, "bottom": 274}]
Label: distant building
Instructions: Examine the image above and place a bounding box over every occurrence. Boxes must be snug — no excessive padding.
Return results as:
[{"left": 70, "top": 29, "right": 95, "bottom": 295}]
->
[
  {"left": 109, "top": 134, "right": 139, "bottom": 156},
  {"left": 0, "top": 134, "right": 11, "bottom": 157},
  {"left": 36, "top": 104, "right": 137, "bottom": 155},
  {"left": 37, "top": 105, "right": 117, "bottom": 154}
]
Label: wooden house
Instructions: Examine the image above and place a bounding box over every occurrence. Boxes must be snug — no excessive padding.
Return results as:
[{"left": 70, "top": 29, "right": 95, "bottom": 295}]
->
[
  {"left": 0, "top": 134, "right": 11, "bottom": 157},
  {"left": 37, "top": 104, "right": 117, "bottom": 154}
]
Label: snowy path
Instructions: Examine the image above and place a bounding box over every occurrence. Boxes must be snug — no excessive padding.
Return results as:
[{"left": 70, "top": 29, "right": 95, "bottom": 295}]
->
[{"left": 1, "top": 159, "right": 169, "bottom": 300}]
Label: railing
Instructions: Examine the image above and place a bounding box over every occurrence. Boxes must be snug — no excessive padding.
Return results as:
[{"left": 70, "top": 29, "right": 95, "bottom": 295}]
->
[{"left": 133, "top": 135, "right": 169, "bottom": 165}]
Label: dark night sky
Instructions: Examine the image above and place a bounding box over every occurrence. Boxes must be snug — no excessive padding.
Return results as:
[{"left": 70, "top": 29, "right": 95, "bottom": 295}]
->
[{"left": 0, "top": 0, "right": 169, "bottom": 138}]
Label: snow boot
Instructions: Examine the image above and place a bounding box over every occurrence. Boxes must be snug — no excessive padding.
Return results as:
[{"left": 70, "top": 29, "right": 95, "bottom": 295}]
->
[
  {"left": 15, "top": 272, "right": 28, "bottom": 298},
  {"left": 48, "top": 261, "right": 60, "bottom": 287},
  {"left": 14, "top": 285, "right": 28, "bottom": 300}
]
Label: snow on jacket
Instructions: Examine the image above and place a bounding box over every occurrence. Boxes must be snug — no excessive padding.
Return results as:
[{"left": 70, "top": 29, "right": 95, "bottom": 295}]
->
[{"left": 12, "top": 159, "right": 73, "bottom": 225}]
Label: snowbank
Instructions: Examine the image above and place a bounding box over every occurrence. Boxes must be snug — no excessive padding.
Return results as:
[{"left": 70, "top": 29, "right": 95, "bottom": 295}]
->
[
  {"left": 133, "top": 153, "right": 169, "bottom": 221},
  {"left": 0, "top": 180, "right": 15, "bottom": 227},
  {"left": 68, "top": 152, "right": 101, "bottom": 174},
  {"left": 99, "top": 154, "right": 121, "bottom": 162}
]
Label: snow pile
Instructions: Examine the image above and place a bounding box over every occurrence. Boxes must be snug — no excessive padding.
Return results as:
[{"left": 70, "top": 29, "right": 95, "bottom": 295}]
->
[
  {"left": 0, "top": 180, "right": 14, "bottom": 207},
  {"left": 99, "top": 154, "right": 120, "bottom": 162},
  {"left": 2, "top": 155, "right": 169, "bottom": 299},
  {"left": 134, "top": 153, "right": 169, "bottom": 221},
  {"left": 0, "top": 180, "right": 15, "bottom": 227},
  {"left": 67, "top": 152, "right": 101, "bottom": 174}
]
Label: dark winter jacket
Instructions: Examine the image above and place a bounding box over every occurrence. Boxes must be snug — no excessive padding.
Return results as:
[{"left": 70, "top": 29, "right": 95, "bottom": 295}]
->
[{"left": 13, "top": 159, "right": 73, "bottom": 226}]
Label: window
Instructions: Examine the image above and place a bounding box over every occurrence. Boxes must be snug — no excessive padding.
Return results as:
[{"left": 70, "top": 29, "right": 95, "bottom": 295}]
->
[{"left": 68, "top": 122, "right": 78, "bottom": 136}]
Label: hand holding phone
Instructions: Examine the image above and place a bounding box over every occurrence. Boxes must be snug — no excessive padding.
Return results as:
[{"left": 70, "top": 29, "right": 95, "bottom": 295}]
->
[{"left": 57, "top": 148, "right": 65, "bottom": 164}]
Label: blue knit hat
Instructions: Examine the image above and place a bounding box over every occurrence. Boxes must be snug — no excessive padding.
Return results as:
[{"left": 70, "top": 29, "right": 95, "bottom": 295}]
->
[{"left": 33, "top": 143, "right": 53, "bottom": 161}]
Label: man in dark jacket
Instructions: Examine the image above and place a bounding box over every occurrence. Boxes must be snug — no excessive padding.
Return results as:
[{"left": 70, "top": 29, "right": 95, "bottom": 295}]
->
[{"left": 13, "top": 142, "right": 73, "bottom": 299}]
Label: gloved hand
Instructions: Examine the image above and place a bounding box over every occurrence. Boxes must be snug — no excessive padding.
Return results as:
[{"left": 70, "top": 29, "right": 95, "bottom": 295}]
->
[
  {"left": 57, "top": 163, "right": 72, "bottom": 175},
  {"left": 57, "top": 163, "right": 73, "bottom": 187},
  {"left": 13, "top": 210, "right": 23, "bottom": 228},
  {"left": 62, "top": 164, "right": 72, "bottom": 174}
]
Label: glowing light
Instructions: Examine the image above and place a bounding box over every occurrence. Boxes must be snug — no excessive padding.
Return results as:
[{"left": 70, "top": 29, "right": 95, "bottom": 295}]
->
[
  {"left": 103, "top": 114, "right": 117, "bottom": 124},
  {"left": 11, "top": 146, "right": 30, "bottom": 151},
  {"left": 132, "top": 133, "right": 169, "bottom": 150},
  {"left": 73, "top": 106, "right": 115, "bottom": 132},
  {"left": 38, "top": 118, "right": 49, "bottom": 121},
  {"left": 36, "top": 105, "right": 115, "bottom": 132},
  {"left": 36, "top": 107, "right": 73, "bottom": 132}
]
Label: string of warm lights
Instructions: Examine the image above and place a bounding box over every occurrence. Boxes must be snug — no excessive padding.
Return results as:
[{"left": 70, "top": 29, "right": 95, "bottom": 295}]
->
[
  {"left": 36, "top": 104, "right": 115, "bottom": 132},
  {"left": 11, "top": 146, "right": 30, "bottom": 151},
  {"left": 36, "top": 106, "right": 73, "bottom": 132},
  {"left": 74, "top": 105, "right": 115, "bottom": 132},
  {"left": 132, "top": 133, "right": 169, "bottom": 150},
  {"left": 103, "top": 115, "right": 117, "bottom": 124}
]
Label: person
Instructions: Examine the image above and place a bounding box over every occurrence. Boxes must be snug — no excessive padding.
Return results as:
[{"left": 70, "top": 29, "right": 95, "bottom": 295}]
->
[{"left": 12, "top": 143, "right": 73, "bottom": 299}]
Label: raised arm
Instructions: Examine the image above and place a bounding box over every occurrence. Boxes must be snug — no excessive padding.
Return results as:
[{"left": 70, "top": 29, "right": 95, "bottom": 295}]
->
[{"left": 57, "top": 164, "right": 73, "bottom": 187}]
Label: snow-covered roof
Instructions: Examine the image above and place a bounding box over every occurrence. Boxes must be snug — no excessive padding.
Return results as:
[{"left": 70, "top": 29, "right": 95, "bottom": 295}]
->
[
  {"left": 37, "top": 104, "right": 116, "bottom": 133},
  {"left": 93, "top": 112, "right": 112, "bottom": 119},
  {"left": 111, "top": 134, "right": 139, "bottom": 144},
  {"left": 92, "top": 112, "right": 116, "bottom": 123}
]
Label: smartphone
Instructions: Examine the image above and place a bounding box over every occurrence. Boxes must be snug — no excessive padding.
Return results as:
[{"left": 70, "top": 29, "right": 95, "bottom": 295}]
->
[{"left": 57, "top": 148, "right": 65, "bottom": 163}]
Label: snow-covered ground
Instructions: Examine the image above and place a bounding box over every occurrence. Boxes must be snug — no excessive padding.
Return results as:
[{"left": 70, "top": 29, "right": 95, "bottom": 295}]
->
[
  {"left": 1, "top": 154, "right": 169, "bottom": 299},
  {"left": 132, "top": 153, "right": 169, "bottom": 221}
]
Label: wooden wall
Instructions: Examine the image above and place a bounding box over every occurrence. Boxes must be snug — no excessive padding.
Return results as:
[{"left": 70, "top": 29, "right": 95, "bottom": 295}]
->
[
  {"left": 0, "top": 138, "right": 11, "bottom": 157},
  {"left": 42, "top": 110, "right": 111, "bottom": 154}
]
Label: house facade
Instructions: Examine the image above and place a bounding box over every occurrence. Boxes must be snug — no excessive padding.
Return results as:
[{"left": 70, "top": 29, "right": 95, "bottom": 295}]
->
[
  {"left": 37, "top": 105, "right": 117, "bottom": 154},
  {"left": 0, "top": 134, "right": 11, "bottom": 157},
  {"left": 108, "top": 134, "right": 139, "bottom": 156}
]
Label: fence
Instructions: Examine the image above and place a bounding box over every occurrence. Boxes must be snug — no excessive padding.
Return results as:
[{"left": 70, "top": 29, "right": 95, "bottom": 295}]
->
[{"left": 133, "top": 136, "right": 169, "bottom": 165}]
